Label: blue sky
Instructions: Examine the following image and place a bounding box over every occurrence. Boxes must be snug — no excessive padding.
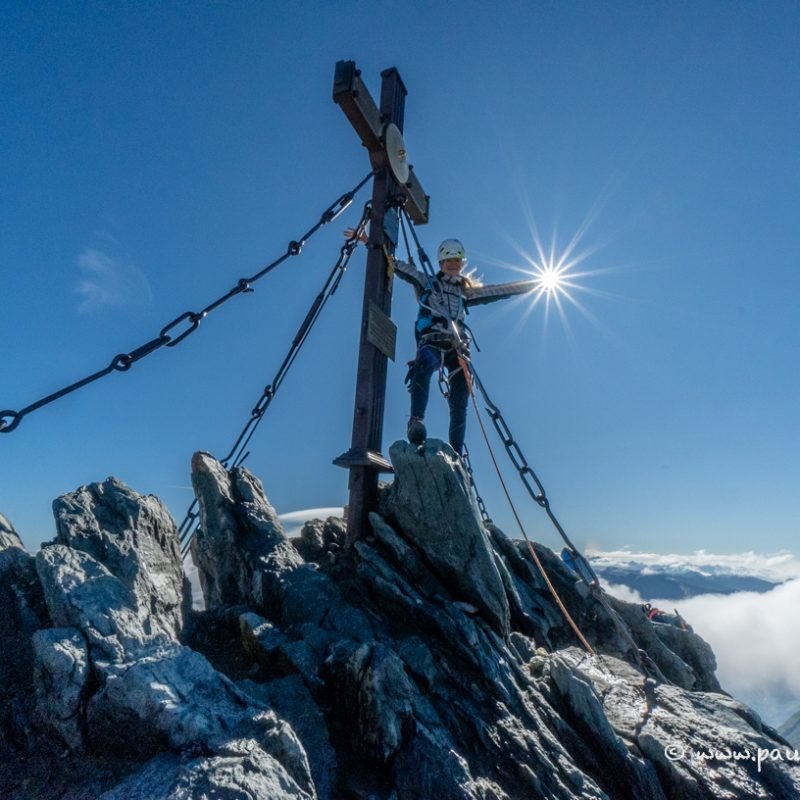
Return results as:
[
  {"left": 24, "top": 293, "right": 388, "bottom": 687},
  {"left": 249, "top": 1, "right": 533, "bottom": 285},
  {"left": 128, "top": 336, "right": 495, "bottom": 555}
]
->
[{"left": 2, "top": 1, "right": 798, "bottom": 559}]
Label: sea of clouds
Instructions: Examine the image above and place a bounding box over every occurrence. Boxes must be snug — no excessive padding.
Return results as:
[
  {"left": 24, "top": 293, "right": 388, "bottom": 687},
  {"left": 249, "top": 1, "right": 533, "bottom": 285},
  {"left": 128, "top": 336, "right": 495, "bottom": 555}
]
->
[{"left": 594, "top": 549, "right": 800, "bottom": 727}]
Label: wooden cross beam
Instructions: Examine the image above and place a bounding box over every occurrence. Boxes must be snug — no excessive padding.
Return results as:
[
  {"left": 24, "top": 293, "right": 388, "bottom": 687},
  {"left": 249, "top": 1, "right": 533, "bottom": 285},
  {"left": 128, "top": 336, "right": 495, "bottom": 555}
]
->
[{"left": 332, "top": 60, "right": 430, "bottom": 547}]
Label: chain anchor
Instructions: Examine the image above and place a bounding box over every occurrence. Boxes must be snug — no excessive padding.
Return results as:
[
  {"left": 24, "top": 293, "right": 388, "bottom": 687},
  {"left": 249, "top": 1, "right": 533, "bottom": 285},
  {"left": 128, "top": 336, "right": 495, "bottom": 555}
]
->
[{"left": 0, "top": 411, "right": 21, "bottom": 433}]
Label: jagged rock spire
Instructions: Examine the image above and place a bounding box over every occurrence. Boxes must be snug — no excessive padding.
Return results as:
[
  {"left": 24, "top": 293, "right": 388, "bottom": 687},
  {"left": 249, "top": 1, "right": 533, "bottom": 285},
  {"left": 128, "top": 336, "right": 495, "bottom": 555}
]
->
[{"left": 0, "top": 444, "right": 797, "bottom": 799}]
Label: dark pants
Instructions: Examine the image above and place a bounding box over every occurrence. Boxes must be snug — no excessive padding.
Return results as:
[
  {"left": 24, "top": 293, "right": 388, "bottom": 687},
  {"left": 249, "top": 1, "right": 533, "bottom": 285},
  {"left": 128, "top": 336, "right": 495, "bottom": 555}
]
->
[{"left": 409, "top": 344, "right": 469, "bottom": 454}]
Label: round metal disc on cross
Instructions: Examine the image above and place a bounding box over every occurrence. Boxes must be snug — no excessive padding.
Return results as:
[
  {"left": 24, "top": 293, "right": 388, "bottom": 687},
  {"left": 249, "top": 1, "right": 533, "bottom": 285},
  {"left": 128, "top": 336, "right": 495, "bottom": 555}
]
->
[{"left": 383, "top": 123, "right": 409, "bottom": 184}]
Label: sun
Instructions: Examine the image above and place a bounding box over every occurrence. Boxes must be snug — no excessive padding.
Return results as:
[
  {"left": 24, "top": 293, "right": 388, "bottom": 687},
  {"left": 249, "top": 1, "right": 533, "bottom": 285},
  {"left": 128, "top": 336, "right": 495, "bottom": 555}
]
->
[
  {"left": 535, "top": 264, "right": 565, "bottom": 294},
  {"left": 481, "top": 221, "right": 619, "bottom": 340}
]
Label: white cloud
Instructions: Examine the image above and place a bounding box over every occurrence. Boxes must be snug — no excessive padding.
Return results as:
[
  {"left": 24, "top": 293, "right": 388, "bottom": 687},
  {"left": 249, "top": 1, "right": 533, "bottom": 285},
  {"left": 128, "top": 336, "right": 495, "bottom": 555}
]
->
[
  {"left": 649, "top": 579, "right": 800, "bottom": 727},
  {"left": 279, "top": 507, "right": 344, "bottom": 538},
  {"left": 74, "top": 248, "right": 153, "bottom": 312},
  {"left": 590, "top": 548, "right": 800, "bottom": 727},
  {"left": 588, "top": 548, "right": 800, "bottom": 583},
  {"left": 599, "top": 579, "right": 644, "bottom": 603}
]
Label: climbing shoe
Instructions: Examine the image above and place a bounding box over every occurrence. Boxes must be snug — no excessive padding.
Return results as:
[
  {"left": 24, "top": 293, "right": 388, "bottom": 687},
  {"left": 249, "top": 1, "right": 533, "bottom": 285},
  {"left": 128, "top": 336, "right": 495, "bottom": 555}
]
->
[{"left": 407, "top": 416, "right": 427, "bottom": 445}]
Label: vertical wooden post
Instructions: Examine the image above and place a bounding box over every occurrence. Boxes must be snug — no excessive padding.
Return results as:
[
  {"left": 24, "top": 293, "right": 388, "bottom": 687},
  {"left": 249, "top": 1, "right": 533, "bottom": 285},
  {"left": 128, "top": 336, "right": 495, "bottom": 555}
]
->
[{"left": 332, "top": 62, "right": 429, "bottom": 547}]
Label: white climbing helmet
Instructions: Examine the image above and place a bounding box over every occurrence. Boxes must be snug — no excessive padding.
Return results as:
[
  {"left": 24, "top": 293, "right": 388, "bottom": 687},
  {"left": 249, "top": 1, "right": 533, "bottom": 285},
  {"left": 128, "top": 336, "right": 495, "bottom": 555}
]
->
[{"left": 437, "top": 239, "right": 466, "bottom": 263}]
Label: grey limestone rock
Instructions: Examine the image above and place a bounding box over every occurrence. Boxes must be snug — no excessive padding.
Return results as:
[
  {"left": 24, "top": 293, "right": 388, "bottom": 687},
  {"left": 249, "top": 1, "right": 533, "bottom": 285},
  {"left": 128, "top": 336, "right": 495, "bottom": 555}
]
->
[
  {"left": 52, "top": 477, "right": 189, "bottom": 642},
  {"left": 610, "top": 595, "right": 721, "bottom": 691},
  {"left": 96, "top": 744, "right": 315, "bottom": 800},
  {"left": 36, "top": 544, "right": 167, "bottom": 662},
  {"left": 32, "top": 627, "right": 90, "bottom": 751},
  {"left": 0, "top": 524, "right": 50, "bottom": 755},
  {"left": 191, "top": 453, "right": 376, "bottom": 674},
  {"left": 553, "top": 647, "right": 800, "bottom": 800},
  {"left": 240, "top": 611, "right": 290, "bottom": 669},
  {"left": 0, "top": 512, "right": 23, "bottom": 550},
  {"left": 324, "top": 640, "right": 417, "bottom": 764},
  {"left": 650, "top": 616, "right": 721, "bottom": 692},
  {"left": 85, "top": 642, "right": 314, "bottom": 795},
  {"left": 240, "top": 675, "right": 337, "bottom": 800},
  {"left": 293, "top": 516, "right": 346, "bottom": 565},
  {"left": 2, "top": 440, "right": 798, "bottom": 800},
  {"left": 190, "top": 451, "right": 303, "bottom": 611},
  {"left": 379, "top": 438, "right": 510, "bottom": 637},
  {"left": 780, "top": 709, "right": 800, "bottom": 748},
  {"left": 6, "top": 473, "right": 317, "bottom": 800}
]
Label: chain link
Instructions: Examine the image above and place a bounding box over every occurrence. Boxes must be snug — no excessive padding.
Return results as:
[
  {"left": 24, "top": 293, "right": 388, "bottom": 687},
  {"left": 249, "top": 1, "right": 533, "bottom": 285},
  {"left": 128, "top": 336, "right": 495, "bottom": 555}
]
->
[
  {"left": 179, "top": 203, "right": 372, "bottom": 558},
  {"left": 460, "top": 445, "right": 490, "bottom": 523},
  {"left": 398, "top": 211, "right": 666, "bottom": 675},
  {"left": 0, "top": 171, "right": 374, "bottom": 435},
  {"left": 469, "top": 363, "right": 599, "bottom": 584},
  {"left": 433, "top": 360, "right": 490, "bottom": 523}
]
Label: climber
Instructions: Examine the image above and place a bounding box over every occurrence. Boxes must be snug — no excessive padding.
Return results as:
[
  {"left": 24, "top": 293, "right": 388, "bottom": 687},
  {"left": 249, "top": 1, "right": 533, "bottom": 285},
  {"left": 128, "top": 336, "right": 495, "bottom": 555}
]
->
[
  {"left": 642, "top": 603, "right": 690, "bottom": 631},
  {"left": 346, "top": 229, "right": 537, "bottom": 454}
]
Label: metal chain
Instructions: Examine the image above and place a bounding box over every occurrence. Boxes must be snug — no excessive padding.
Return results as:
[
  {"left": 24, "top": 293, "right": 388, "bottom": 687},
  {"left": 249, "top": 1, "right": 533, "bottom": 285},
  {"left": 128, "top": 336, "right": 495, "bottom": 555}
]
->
[
  {"left": 467, "top": 362, "right": 599, "bottom": 585},
  {"left": 401, "top": 209, "right": 669, "bottom": 680},
  {"left": 0, "top": 171, "right": 375, "bottom": 435},
  {"left": 461, "top": 445, "right": 491, "bottom": 523},
  {"left": 433, "top": 364, "right": 490, "bottom": 524},
  {"left": 400, "top": 208, "right": 439, "bottom": 285},
  {"left": 179, "top": 203, "right": 372, "bottom": 558},
  {"left": 398, "top": 211, "right": 416, "bottom": 271},
  {"left": 465, "top": 360, "right": 673, "bottom": 681},
  {"left": 401, "top": 206, "right": 599, "bottom": 582}
]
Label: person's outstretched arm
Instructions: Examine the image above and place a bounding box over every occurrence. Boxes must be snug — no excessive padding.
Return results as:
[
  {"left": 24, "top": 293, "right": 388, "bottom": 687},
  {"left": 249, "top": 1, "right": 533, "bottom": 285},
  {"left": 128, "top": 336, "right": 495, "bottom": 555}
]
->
[{"left": 463, "top": 279, "right": 538, "bottom": 306}]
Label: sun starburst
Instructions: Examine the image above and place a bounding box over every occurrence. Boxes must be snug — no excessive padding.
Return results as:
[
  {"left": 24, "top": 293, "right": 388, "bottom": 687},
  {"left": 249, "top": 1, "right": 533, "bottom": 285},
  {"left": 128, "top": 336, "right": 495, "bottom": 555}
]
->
[
  {"left": 476, "top": 207, "right": 624, "bottom": 344},
  {"left": 534, "top": 263, "right": 566, "bottom": 294}
]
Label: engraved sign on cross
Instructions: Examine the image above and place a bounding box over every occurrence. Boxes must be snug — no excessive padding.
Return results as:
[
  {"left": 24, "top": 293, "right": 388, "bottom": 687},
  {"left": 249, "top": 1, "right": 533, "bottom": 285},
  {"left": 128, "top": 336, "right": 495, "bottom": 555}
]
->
[{"left": 332, "top": 60, "right": 430, "bottom": 547}]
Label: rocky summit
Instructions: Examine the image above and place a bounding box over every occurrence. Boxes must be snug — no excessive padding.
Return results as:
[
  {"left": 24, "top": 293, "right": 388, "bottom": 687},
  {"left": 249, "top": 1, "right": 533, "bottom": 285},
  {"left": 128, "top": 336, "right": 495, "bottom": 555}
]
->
[{"left": 1, "top": 440, "right": 798, "bottom": 799}]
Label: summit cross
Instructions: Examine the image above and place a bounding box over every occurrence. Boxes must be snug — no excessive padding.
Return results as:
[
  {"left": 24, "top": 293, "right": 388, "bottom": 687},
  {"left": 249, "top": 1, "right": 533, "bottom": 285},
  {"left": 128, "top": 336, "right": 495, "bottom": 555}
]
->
[{"left": 332, "top": 60, "right": 429, "bottom": 547}]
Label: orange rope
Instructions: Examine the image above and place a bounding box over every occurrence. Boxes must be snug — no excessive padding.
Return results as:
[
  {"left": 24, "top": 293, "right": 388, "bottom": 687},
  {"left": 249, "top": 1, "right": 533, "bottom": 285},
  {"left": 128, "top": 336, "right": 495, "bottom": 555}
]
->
[{"left": 459, "top": 355, "right": 595, "bottom": 656}]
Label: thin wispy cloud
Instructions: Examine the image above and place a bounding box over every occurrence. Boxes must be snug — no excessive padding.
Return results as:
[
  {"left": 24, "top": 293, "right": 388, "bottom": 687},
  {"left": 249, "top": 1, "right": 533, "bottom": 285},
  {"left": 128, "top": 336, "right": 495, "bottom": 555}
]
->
[{"left": 74, "top": 248, "right": 153, "bottom": 313}]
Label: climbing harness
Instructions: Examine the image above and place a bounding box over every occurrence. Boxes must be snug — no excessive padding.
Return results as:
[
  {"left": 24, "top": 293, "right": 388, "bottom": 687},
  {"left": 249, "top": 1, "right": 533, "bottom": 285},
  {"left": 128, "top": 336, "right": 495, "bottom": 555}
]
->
[
  {"left": 178, "top": 203, "right": 372, "bottom": 558},
  {"left": 0, "top": 171, "right": 374, "bottom": 435}
]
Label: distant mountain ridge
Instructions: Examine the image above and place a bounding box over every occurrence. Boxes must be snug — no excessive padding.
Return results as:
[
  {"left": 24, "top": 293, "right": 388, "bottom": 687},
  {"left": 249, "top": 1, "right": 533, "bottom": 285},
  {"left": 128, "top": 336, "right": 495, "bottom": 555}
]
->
[{"left": 592, "top": 564, "right": 778, "bottom": 600}]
